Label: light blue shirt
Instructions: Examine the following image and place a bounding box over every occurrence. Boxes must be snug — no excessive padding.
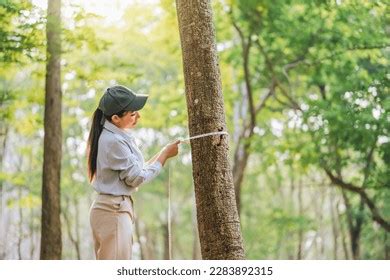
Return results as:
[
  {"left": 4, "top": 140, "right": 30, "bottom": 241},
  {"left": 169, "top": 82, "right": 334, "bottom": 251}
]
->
[{"left": 92, "top": 120, "right": 162, "bottom": 196}]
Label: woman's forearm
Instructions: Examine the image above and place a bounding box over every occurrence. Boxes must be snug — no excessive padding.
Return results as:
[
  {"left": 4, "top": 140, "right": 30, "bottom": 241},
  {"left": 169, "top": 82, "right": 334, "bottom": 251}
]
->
[
  {"left": 156, "top": 149, "right": 169, "bottom": 167},
  {"left": 147, "top": 148, "right": 168, "bottom": 166},
  {"left": 146, "top": 151, "right": 161, "bottom": 165}
]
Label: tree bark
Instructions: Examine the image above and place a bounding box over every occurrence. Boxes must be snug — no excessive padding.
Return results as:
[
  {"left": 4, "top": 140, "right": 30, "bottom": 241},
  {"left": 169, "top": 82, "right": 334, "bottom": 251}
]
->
[
  {"left": 191, "top": 193, "right": 201, "bottom": 260},
  {"left": 176, "top": 0, "right": 245, "bottom": 259},
  {"left": 40, "top": 0, "right": 62, "bottom": 259}
]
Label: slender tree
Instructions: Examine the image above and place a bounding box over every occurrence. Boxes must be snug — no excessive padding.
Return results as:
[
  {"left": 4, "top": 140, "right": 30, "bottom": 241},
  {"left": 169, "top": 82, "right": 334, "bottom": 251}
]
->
[
  {"left": 40, "top": 0, "right": 62, "bottom": 259},
  {"left": 176, "top": 0, "right": 245, "bottom": 259}
]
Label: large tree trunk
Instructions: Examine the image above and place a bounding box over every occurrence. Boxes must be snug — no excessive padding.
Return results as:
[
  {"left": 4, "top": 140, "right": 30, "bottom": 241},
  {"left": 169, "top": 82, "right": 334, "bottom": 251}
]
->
[
  {"left": 40, "top": 0, "right": 62, "bottom": 260},
  {"left": 176, "top": 0, "right": 245, "bottom": 259}
]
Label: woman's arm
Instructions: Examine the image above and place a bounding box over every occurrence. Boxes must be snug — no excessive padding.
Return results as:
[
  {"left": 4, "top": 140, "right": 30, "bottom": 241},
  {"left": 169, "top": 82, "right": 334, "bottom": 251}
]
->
[
  {"left": 107, "top": 139, "right": 180, "bottom": 188},
  {"left": 146, "top": 151, "right": 161, "bottom": 165},
  {"left": 147, "top": 147, "right": 169, "bottom": 166},
  {"left": 147, "top": 140, "right": 180, "bottom": 167},
  {"left": 121, "top": 140, "right": 180, "bottom": 187}
]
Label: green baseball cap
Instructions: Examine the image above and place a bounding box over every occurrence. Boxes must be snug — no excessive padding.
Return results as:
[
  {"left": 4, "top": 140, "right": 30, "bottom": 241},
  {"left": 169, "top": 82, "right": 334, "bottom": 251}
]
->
[{"left": 98, "top": 85, "right": 148, "bottom": 116}]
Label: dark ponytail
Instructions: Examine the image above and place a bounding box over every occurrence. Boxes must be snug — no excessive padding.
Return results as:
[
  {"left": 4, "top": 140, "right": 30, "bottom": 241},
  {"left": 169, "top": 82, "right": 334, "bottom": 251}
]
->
[
  {"left": 87, "top": 108, "right": 129, "bottom": 182},
  {"left": 87, "top": 108, "right": 104, "bottom": 182}
]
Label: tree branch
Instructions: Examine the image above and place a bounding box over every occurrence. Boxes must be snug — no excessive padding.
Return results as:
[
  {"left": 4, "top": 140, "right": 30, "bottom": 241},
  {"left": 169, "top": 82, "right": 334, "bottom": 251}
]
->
[
  {"left": 231, "top": 18, "right": 259, "bottom": 136},
  {"left": 324, "top": 169, "right": 390, "bottom": 232},
  {"left": 290, "top": 44, "right": 390, "bottom": 69}
]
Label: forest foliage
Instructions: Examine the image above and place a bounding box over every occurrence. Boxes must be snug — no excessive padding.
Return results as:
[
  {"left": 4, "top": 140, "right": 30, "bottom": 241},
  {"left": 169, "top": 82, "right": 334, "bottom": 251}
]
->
[{"left": 0, "top": 0, "right": 388, "bottom": 259}]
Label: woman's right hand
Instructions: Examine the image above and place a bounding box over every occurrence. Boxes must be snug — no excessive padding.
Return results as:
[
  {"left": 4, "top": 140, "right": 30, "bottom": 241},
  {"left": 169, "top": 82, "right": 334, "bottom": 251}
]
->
[{"left": 163, "top": 140, "right": 180, "bottom": 158}]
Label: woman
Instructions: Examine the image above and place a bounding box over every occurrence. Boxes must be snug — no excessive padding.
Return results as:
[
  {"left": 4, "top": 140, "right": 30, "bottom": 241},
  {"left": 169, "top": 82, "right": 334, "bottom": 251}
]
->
[{"left": 87, "top": 85, "right": 180, "bottom": 260}]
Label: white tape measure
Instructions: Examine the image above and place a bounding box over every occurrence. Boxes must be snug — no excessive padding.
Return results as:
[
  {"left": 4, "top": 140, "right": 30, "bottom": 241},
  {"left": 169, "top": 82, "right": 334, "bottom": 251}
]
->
[{"left": 179, "top": 131, "right": 229, "bottom": 143}]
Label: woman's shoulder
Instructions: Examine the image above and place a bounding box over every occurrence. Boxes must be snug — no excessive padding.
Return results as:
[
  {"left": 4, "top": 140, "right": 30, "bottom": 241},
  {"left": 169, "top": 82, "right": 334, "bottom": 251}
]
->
[{"left": 99, "top": 129, "right": 128, "bottom": 148}]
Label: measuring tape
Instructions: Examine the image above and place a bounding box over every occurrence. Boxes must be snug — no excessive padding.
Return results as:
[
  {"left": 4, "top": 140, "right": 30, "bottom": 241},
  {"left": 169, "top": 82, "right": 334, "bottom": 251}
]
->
[{"left": 179, "top": 131, "right": 229, "bottom": 143}]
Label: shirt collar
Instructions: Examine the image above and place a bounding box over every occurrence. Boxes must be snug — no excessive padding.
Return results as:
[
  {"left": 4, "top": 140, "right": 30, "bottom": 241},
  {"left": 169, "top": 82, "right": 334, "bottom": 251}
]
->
[{"left": 103, "top": 119, "right": 135, "bottom": 143}]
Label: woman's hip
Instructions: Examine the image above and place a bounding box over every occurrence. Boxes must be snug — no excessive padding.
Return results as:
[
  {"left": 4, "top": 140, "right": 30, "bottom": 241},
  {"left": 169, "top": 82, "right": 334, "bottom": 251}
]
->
[{"left": 89, "top": 194, "right": 135, "bottom": 221}]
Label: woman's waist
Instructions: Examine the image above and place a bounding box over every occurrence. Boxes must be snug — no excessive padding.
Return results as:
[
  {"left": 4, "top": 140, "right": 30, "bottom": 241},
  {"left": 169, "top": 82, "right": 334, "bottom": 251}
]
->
[
  {"left": 91, "top": 193, "right": 134, "bottom": 212},
  {"left": 92, "top": 178, "right": 138, "bottom": 197},
  {"left": 97, "top": 192, "right": 133, "bottom": 200}
]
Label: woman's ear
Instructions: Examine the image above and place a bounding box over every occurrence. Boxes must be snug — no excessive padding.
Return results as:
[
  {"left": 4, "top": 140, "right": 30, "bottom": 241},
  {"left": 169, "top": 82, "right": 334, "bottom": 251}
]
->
[{"left": 111, "top": 115, "right": 120, "bottom": 124}]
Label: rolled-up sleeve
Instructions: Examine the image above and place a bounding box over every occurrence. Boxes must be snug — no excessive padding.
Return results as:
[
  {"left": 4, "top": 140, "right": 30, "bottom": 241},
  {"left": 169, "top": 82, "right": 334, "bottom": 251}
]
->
[{"left": 107, "top": 141, "right": 163, "bottom": 188}]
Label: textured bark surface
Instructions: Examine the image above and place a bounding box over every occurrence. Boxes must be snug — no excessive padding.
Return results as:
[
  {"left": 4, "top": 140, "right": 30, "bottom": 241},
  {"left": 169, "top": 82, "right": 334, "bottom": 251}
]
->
[
  {"left": 40, "top": 0, "right": 62, "bottom": 260},
  {"left": 176, "top": 0, "right": 245, "bottom": 259}
]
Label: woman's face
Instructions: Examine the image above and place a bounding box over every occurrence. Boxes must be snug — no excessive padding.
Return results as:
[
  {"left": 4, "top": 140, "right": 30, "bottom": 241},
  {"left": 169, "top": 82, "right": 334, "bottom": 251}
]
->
[{"left": 111, "top": 111, "right": 140, "bottom": 129}]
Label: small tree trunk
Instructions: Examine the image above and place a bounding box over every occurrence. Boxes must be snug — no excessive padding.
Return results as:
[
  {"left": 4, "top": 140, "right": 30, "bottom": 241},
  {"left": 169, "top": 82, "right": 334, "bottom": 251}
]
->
[
  {"left": 335, "top": 200, "right": 350, "bottom": 259},
  {"left": 0, "top": 126, "right": 9, "bottom": 259},
  {"left": 144, "top": 226, "right": 156, "bottom": 259},
  {"left": 176, "top": 0, "right": 245, "bottom": 259},
  {"left": 351, "top": 200, "right": 364, "bottom": 260},
  {"left": 29, "top": 207, "right": 36, "bottom": 259},
  {"left": 231, "top": 80, "right": 249, "bottom": 215},
  {"left": 73, "top": 198, "right": 81, "bottom": 259},
  {"left": 40, "top": 0, "right": 62, "bottom": 260},
  {"left": 63, "top": 197, "right": 81, "bottom": 259},
  {"left": 342, "top": 190, "right": 363, "bottom": 260},
  {"left": 17, "top": 186, "right": 23, "bottom": 260},
  {"left": 330, "top": 189, "right": 339, "bottom": 259},
  {"left": 384, "top": 232, "right": 389, "bottom": 259},
  {"left": 163, "top": 170, "right": 172, "bottom": 260},
  {"left": 162, "top": 221, "right": 170, "bottom": 260},
  {"left": 232, "top": 139, "right": 250, "bottom": 214},
  {"left": 134, "top": 218, "right": 145, "bottom": 260},
  {"left": 297, "top": 177, "right": 304, "bottom": 260},
  {"left": 62, "top": 197, "right": 80, "bottom": 259}
]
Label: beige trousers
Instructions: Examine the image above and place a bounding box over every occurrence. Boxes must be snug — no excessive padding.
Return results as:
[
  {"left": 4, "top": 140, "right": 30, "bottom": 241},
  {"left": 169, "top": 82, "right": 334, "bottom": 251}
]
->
[{"left": 89, "top": 194, "right": 135, "bottom": 260}]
